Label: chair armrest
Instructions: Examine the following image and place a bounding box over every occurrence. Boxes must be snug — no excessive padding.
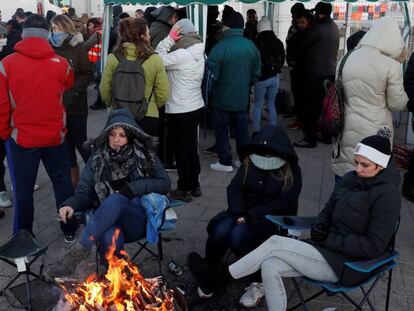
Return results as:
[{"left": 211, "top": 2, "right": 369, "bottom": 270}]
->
[
  {"left": 344, "top": 251, "right": 399, "bottom": 273},
  {"left": 265, "top": 216, "right": 317, "bottom": 230}
]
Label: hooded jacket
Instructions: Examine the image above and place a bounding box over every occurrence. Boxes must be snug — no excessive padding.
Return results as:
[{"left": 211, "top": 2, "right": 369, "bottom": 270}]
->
[
  {"left": 314, "top": 160, "right": 401, "bottom": 286},
  {"left": 208, "top": 28, "right": 261, "bottom": 111},
  {"left": 155, "top": 35, "right": 205, "bottom": 114},
  {"left": 100, "top": 43, "right": 170, "bottom": 119},
  {"left": 61, "top": 109, "right": 171, "bottom": 212},
  {"left": 332, "top": 17, "right": 408, "bottom": 177},
  {"left": 52, "top": 33, "right": 93, "bottom": 116},
  {"left": 0, "top": 37, "right": 74, "bottom": 148},
  {"left": 208, "top": 125, "right": 302, "bottom": 239},
  {"left": 255, "top": 30, "right": 285, "bottom": 81},
  {"left": 149, "top": 6, "right": 175, "bottom": 49}
]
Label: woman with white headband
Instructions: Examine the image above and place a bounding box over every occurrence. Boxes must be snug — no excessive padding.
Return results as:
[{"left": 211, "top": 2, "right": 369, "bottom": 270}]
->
[{"left": 189, "top": 129, "right": 401, "bottom": 311}]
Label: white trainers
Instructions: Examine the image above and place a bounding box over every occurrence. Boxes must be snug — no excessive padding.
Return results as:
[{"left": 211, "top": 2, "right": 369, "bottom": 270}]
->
[
  {"left": 239, "top": 282, "right": 265, "bottom": 308},
  {"left": 0, "top": 191, "right": 12, "bottom": 208},
  {"left": 210, "top": 162, "right": 233, "bottom": 173}
]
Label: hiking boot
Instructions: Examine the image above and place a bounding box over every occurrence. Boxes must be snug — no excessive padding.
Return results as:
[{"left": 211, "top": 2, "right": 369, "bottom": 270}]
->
[
  {"left": 191, "top": 186, "right": 202, "bottom": 197},
  {"left": 169, "top": 189, "right": 192, "bottom": 202},
  {"left": 0, "top": 191, "right": 12, "bottom": 208},
  {"left": 46, "top": 243, "right": 91, "bottom": 280},
  {"left": 239, "top": 282, "right": 265, "bottom": 308},
  {"left": 210, "top": 162, "right": 233, "bottom": 173}
]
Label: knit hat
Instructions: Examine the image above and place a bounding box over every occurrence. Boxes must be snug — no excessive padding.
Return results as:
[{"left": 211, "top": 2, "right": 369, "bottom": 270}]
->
[
  {"left": 257, "top": 16, "right": 271, "bottom": 33},
  {"left": 291, "top": 3, "right": 305, "bottom": 16},
  {"left": 313, "top": 2, "right": 332, "bottom": 16},
  {"left": 222, "top": 10, "right": 244, "bottom": 29},
  {"left": 22, "top": 14, "right": 49, "bottom": 40},
  {"left": 354, "top": 128, "right": 392, "bottom": 168},
  {"left": 175, "top": 18, "right": 196, "bottom": 34}
]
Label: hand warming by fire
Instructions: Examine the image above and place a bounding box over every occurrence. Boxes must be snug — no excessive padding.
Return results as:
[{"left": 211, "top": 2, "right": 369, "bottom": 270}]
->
[{"left": 56, "top": 229, "right": 178, "bottom": 311}]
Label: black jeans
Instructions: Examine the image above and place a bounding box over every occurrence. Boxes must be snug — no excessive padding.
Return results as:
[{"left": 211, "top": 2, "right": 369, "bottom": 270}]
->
[
  {"left": 158, "top": 107, "right": 174, "bottom": 165},
  {"left": 66, "top": 115, "right": 90, "bottom": 167},
  {"left": 167, "top": 108, "right": 202, "bottom": 191},
  {"left": 0, "top": 139, "right": 6, "bottom": 192},
  {"left": 138, "top": 116, "right": 159, "bottom": 137},
  {"left": 301, "top": 74, "right": 335, "bottom": 143},
  {"left": 290, "top": 69, "right": 306, "bottom": 118}
]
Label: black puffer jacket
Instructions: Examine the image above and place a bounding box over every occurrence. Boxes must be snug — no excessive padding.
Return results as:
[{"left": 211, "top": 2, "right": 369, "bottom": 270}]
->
[
  {"left": 255, "top": 30, "right": 285, "bottom": 81},
  {"left": 208, "top": 126, "right": 302, "bottom": 239},
  {"left": 299, "top": 16, "right": 339, "bottom": 76},
  {"left": 314, "top": 160, "right": 401, "bottom": 286}
]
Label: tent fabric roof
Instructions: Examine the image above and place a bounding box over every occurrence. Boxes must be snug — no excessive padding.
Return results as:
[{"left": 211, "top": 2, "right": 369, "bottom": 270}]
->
[{"left": 104, "top": 0, "right": 407, "bottom": 5}]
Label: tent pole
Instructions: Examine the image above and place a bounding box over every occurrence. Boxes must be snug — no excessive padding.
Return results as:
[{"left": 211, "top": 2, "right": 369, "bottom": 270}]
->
[{"left": 101, "top": 4, "right": 113, "bottom": 74}]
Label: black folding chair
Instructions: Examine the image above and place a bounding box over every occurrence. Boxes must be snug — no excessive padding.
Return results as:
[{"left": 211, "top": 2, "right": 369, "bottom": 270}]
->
[
  {"left": 0, "top": 230, "right": 48, "bottom": 311},
  {"left": 266, "top": 215, "right": 399, "bottom": 311}
]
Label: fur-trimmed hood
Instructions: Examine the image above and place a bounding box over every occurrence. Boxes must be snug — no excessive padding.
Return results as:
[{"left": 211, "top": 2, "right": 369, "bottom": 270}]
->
[{"left": 67, "top": 32, "right": 84, "bottom": 47}]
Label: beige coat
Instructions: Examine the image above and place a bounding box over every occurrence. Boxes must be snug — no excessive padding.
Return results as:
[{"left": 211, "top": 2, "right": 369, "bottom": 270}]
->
[{"left": 332, "top": 17, "right": 408, "bottom": 177}]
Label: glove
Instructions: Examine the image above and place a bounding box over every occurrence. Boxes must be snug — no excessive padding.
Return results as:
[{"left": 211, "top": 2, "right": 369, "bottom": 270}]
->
[
  {"left": 118, "top": 185, "right": 134, "bottom": 199},
  {"left": 311, "top": 223, "right": 329, "bottom": 243},
  {"left": 169, "top": 24, "right": 182, "bottom": 42}
]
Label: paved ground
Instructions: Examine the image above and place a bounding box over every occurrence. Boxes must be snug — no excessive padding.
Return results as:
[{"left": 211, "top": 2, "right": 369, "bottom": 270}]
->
[{"left": 0, "top": 101, "right": 413, "bottom": 310}]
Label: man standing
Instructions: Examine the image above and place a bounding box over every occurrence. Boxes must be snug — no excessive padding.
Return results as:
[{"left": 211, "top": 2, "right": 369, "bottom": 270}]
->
[
  {"left": 294, "top": 2, "right": 339, "bottom": 148},
  {"left": 149, "top": 6, "right": 178, "bottom": 49},
  {"left": 243, "top": 9, "right": 258, "bottom": 41},
  {"left": 208, "top": 10, "right": 261, "bottom": 172},
  {"left": 0, "top": 14, "right": 75, "bottom": 237}
]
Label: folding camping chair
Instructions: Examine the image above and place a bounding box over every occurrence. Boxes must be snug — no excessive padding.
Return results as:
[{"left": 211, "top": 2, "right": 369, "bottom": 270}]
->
[
  {"left": 0, "top": 230, "right": 48, "bottom": 311},
  {"left": 266, "top": 215, "right": 399, "bottom": 311}
]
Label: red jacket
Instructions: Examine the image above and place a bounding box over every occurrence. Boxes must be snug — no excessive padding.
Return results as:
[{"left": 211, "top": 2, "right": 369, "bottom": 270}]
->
[{"left": 0, "top": 37, "right": 74, "bottom": 148}]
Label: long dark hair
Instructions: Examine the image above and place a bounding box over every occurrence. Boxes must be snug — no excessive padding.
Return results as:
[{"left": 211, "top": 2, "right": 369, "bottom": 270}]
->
[{"left": 114, "top": 17, "right": 153, "bottom": 58}]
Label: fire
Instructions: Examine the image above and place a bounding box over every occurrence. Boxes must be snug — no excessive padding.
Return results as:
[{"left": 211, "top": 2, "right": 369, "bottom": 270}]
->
[{"left": 60, "top": 229, "right": 176, "bottom": 310}]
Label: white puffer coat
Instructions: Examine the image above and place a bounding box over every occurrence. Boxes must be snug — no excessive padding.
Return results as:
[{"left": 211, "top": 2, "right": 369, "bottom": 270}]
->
[
  {"left": 155, "top": 36, "right": 205, "bottom": 114},
  {"left": 332, "top": 17, "right": 408, "bottom": 177}
]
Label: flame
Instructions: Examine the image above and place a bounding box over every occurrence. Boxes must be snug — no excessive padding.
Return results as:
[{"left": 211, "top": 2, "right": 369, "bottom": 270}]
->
[{"left": 60, "top": 229, "right": 176, "bottom": 310}]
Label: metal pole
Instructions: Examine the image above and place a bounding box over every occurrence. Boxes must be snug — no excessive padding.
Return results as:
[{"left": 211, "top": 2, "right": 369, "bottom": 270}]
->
[{"left": 344, "top": 2, "right": 351, "bottom": 53}]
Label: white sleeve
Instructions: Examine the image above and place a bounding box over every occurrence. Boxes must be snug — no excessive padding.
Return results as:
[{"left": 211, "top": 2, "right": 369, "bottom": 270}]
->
[{"left": 155, "top": 36, "right": 188, "bottom": 71}]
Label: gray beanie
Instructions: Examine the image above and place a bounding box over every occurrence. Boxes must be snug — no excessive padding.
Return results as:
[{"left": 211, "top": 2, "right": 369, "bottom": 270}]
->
[{"left": 175, "top": 19, "right": 196, "bottom": 34}]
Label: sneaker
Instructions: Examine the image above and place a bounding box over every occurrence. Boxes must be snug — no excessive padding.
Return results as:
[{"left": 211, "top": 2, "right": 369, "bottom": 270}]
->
[
  {"left": 239, "top": 282, "right": 265, "bottom": 308},
  {"left": 204, "top": 145, "right": 217, "bottom": 155},
  {"left": 164, "top": 163, "right": 177, "bottom": 172},
  {"left": 210, "top": 162, "right": 233, "bottom": 173},
  {"left": 287, "top": 120, "right": 302, "bottom": 130},
  {"left": 170, "top": 189, "right": 192, "bottom": 202},
  {"left": 64, "top": 232, "right": 76, "bottom": 244},
  {"left": 0, "top": 191, "right": 12, "bottom": 208},
  {"left": 191, "top": 186, "right": 202, "bottom": 197},
  {"left": 197, "top": 286, "right": 214, "bottom": 299},
  {"left": 46, "top": 243, "right": 91, "bottom": 280}
]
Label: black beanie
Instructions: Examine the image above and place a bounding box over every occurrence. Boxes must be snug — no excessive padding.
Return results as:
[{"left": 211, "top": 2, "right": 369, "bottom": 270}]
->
[
  {"left": 23, "top": 14, "right": 49, "bottom": 31},
  {"left": 313, "top": 2, "right": 333, "bottom": 16},
  {"left": 291, "top": 3, "right": 305, "bottom": 16},
  {"left": 354, "top": 128, "right": 392, "bottom": 168},
  {"left": 222, "top": 11, "right": 244, "bottom": 29}
]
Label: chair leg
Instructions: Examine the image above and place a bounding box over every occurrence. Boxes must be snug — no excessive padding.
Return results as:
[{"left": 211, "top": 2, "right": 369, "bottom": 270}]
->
[
  {"left": 157, "top": 233, "right": 163, "bottom": 275},
  {"left": 385, "top": 268, "right": 393, "bottom": 311},
  {"left": 25, "top": 270, "right": 32, "bottom": 311},
  {"left": 290, "top": 278, "right": 310, "bottom": 311},
  {"left": 360, "top": 287, "right": 376, "bottom": 311},
  {"left": 95, "top": 243, "right": 100, "bottom": 276}
]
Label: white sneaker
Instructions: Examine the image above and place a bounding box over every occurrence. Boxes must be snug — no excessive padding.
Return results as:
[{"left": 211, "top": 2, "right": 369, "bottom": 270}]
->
[
  {"left": 0, "top": 191, "right": 12, "bottom": 208},
  {"left": 210, "top": 162, "right": 233, "bottom": 173},
  {"left": 197, "top": 286, "right": 214, "bottom": 299},
  {"left": 239, "top": 282, "right": 265, "bottom": 308}
]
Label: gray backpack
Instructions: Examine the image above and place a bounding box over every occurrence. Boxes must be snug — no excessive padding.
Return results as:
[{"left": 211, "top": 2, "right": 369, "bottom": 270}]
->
[{"left": 112, "top": 52, "right": 153, "bottom": 120}]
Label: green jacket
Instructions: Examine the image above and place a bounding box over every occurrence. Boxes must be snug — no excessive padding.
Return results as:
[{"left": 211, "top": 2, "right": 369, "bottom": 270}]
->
[
  {"left": 100, "top": 43, "right": 170, "bottom": 118},
  {"left": 208, "top": 29, "right": 261, "bottom": 111}
]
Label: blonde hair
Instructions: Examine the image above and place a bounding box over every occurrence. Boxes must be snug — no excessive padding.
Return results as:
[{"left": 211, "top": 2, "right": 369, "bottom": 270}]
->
[
  {"left": 51, "top": 14, "right": 77, "bottom": 35},
  {"left": 243, "top": 157, "right": 294, "bottom": 191}
]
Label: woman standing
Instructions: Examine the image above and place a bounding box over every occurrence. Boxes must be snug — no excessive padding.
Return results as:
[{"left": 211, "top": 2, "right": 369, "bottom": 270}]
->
[
  {"left": 50, "top": 14, "right": 93, "bottom": 190},
  {"left": 155, "top": 19, "right": 205, "bottom": 202},
  {"left": 252, "top": 17, "right": 285, "bottom": 136},
  {"left": 332, "top": 17, "right": 408, "bottom": 179},
  {"left": 100, "top": 17, "right": 169, "bottom": 137}
]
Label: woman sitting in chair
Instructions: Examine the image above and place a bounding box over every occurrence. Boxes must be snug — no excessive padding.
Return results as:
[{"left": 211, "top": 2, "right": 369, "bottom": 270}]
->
[
  {"left": 188, "top": 129, "right": 401, "bottom": 311},
  {"left": 55, "top": 109, "right": 170, "bottom": 272},
  {"left": 188, "top": 125, "right": 302, "bottom": 307}
]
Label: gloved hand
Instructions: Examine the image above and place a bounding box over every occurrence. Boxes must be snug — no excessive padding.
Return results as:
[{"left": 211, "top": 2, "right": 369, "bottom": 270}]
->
[
  {"left": 311, "top": 223, "right": 329, "bottom": 243},
  {"left": 169, "top": 24, "right": 182, "bottom": 42}
]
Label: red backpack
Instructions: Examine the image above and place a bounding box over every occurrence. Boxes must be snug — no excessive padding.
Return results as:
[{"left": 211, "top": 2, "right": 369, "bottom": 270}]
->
[{"left": 319, "top": 50, "right": 354, "bottom": 151}]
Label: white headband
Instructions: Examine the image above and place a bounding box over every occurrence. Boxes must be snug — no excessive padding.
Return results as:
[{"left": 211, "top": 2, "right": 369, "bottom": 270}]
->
[{"left": 354, "top": 143, "right": 390, "bottom": 168}]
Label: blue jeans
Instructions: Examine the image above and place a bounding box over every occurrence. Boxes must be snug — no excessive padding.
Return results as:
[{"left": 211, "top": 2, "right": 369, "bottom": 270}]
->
[
  {"left": 205, "top": 216, "right": 261, "bottom": 266},
  {"left": 80, "top": 193, "right": 147, "bottom": 260},
  {"left": 253, "top": 76, "right": 279, "bottom": 132},
  {"left": 212, "top": 109, "right": 249, "bottom": 166},
  {"left": 5, "top": 139, "right": 74, "bottom": 234}
]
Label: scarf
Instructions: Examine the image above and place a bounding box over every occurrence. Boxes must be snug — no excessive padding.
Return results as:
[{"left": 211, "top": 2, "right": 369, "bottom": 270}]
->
[
  {"left": 171, "top": 33, "right": 203, "bottom": 52},
  {"left": 92, "top": 139, "right": 155, "bottom": 202}
]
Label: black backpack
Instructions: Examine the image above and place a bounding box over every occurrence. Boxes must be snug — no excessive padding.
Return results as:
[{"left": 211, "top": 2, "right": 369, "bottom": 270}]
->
[{"left": 112, "top": 52, "right": 153, "bottom": 121}]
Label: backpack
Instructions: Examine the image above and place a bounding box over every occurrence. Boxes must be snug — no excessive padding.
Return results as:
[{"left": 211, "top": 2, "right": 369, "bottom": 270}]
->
[
  {"left": 112, "top": 52, "right": 153, "bottom": 121},
  {"left": 319, "top": 50, "right": 354, "bottom": 153}
]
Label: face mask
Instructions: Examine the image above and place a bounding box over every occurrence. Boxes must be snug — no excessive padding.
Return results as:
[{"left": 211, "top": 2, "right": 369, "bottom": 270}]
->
[
  {"left": 250, "top": 154, "right": 286, "bottom": 171},
  {"left": 49, "top": 31, "right": 69, "bottom": 47}
]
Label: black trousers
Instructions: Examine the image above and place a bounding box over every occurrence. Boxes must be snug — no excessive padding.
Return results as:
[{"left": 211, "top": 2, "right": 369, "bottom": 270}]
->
[
  {"left": 0, "top": 139, "right": 6, "bottom": 192},
  {"left": 301, "top": 74, "right": 335, "bottom": 143},
  {"left": 158, "top": 107, "right": 175, "bottom": 165},
  {"left": 167, "top": 108, "right": 202, "bottom": 191},
  {"left": 138, "top": 116, "right": 159, "bottom": 137},
  {"left": 290, "top": 69, "right": 306, "bottom": 117}
]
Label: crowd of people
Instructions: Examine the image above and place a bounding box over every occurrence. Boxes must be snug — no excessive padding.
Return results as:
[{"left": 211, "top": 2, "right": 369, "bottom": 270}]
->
[{"left": 0, "top": 2, "right": 411, "bottom": 310}]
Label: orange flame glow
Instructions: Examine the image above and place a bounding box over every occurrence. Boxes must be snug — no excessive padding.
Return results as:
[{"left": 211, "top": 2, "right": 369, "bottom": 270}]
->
[{"left": 60, "top": 229, "right": 176, "bottom": 310}]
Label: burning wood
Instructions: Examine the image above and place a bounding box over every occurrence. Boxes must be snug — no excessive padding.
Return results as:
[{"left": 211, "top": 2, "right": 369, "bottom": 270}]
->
[{"left": 54, "top": 229, "right": 181, "bottom": 311}]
